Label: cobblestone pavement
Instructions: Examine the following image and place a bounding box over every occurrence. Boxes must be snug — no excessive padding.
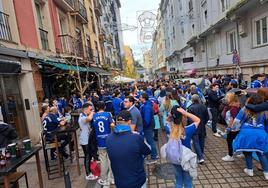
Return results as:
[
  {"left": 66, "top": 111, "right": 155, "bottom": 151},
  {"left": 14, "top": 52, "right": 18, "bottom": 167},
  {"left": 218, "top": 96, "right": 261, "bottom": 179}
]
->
[
  {"left": 14, "top": 125, "right": 268, "bottom": 188},
  {"left": 88, "top": 126, "right": 268, "bottom": 188}
]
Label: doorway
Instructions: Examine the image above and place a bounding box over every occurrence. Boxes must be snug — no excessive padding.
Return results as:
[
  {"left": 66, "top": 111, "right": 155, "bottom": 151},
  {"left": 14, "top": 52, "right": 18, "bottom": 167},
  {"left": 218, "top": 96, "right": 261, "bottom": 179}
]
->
[{"left": 0, "top": 75, "right": 28, "bottom": 139}]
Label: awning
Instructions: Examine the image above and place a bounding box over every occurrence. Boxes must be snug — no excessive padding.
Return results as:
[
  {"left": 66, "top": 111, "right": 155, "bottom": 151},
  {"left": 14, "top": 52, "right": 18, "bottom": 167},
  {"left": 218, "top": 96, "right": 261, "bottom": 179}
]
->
[
  {"left": 0, "top": 59, "right": 21, "bottom": 74},
  {"left": 39, "top": 60, "right": 112, "bottom": 75},
  {"left": 91, "top": 67, "right": 112, "bottom": 76}
]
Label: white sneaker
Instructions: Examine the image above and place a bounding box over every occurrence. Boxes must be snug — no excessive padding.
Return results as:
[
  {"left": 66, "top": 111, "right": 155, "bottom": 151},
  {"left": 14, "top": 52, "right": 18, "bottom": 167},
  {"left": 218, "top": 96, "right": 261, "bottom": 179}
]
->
[
  {"left": 222, "top": 155, "right": 234, "bottom": 162},
  {"left": 264, "top": 172, "right": 268, "bottom": 180},
  {"left": 98, "top": 179, "right": 110, "bottom": 186},
  {"left": 244, "top": 168, "right": 253, "bottom": 176},
  {"left": 198, "top": 159, "right": 205, "bottom": 164},
  {"left": 213, "top": 132, "right": 221, "bottom": 137},
  {"left": 85, "top": 173, "right": 98, "bottom": 180}
]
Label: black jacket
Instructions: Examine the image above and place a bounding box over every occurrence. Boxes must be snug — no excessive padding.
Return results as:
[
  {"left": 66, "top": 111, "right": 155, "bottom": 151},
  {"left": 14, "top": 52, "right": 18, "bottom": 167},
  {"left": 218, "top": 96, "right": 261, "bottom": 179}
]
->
[
  {"left": 207, "top": 89, "right": 222, "bottom": 108},
  {"left": 188, "top": 103, "right": 209, "bottom": 134},
  {"left": 0, "top": 122, "right": 18, "bottom": 148}
]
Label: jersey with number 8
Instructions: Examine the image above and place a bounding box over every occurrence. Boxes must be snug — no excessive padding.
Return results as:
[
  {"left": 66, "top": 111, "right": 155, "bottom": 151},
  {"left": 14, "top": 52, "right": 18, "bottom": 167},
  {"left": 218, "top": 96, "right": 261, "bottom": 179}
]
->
[{"left": 92, "top": 112, "right": 114, "bottom": 148}]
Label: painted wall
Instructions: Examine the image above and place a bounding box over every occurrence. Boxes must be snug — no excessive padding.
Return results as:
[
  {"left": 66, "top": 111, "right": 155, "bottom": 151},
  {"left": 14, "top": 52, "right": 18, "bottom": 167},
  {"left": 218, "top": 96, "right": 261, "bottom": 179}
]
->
[{"left": 13, "top": 0, "right": 39, "bottom": 49}]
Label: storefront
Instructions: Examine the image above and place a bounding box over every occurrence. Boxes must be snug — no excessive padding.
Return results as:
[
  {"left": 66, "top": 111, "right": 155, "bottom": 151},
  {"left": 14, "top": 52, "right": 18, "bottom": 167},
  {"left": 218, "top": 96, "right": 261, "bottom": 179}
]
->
[
  {"left": 0, "top": 48, "right": 42, "bottom": 143},
  {"left": 0, "top": 59, "right": 28, "bottom": 139}
]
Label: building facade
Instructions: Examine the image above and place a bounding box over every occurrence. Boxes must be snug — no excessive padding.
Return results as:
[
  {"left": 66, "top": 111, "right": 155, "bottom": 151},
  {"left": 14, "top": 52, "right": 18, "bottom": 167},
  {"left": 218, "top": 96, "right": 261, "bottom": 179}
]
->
[
  {"left": 97, "top": 0, "right": 124, "bottom": 71},
  {"left": 0, "top": 0, "right": 122, "bottom": 143},
  {"left": 151, "top": 10, "right": 167, "bottom": 79},
  {"left": 143, "top": 50, "right": 153, "bottom": 80},
  {"left": 157, "top": 0, "right": 268, "bottom": 81},
  {"left": 123, "top": 45, "right": 136, "bottom": 77}
]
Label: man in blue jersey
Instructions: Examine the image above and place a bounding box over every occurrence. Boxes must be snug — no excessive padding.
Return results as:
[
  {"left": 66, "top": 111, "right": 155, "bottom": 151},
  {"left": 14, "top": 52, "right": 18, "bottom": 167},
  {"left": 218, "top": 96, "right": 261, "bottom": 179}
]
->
[
  {"left": 107, "top": 110, "right": 151, "bottom": 188},
  {"left": 140, "top": 93, "right": 158, "bottom": 164},
  {"left": 112, "top": 90, "right": 123, "bottom": 117},
  {"left": 43, "top": 107, "right": 70, "bottom": 160},
  {"left": 92, "top": 101, "right": 115, "bottom": 186}
]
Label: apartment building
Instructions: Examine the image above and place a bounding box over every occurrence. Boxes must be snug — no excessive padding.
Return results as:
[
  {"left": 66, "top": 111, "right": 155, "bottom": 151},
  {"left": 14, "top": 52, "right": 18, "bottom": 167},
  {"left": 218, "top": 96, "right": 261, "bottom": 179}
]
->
[
  {"left": 151, "top": 10, "right": 166, "bottom": 79},
  {"left": 0, "top": 0, "right": 123, "bottom": 142},
  {"left": 158, "top": 0, "right": 268, "bottom": 81},
  {"left": 97, "top": 0, "right": 124, "bottom": 71}
]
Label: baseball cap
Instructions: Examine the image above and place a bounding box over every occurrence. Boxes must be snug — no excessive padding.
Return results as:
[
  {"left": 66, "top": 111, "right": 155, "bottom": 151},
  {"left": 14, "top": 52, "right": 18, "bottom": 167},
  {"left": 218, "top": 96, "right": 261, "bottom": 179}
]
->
[
  {"left": 171, "top": 105, "right": 182, "bottom": 125},
  {"left": 117, "top": 110, "right": 132, "bottom": 122}
]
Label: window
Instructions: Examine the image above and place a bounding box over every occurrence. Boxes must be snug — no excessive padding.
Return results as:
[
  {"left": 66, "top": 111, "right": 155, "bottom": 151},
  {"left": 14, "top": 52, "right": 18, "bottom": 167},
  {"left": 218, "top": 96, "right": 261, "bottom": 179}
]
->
[
  {"left": 227, "top": 30, "right": 237, "bottom": 54},
  {"left": 171, "top": 5, "right": 173, "bottom": 17},
  {"left": 173, "top": 27, "right": 175, "bottom": 39},
  {"left": 254, "top": 17, "right": 268, "bottom": 46},
  {"left": 189, "top": 0, "right": 193, "bottom": 11},
  {"left": 180, "top": 22, "right": 184, "bottom": 35},
  {"left": 35, "top": 3, "right": 43, "bottom": 29},
  {"left": 204, "top": 10, "right": 208, "bottom": 25},
  {"left": 179, "top": 0, "right": 182, "bottom": 10},
  {"left": 191, "top": 24, "right": 195, "bottom": 35},
  {"left": 221, "top": 0, "right": 230, "bottom": 12}
]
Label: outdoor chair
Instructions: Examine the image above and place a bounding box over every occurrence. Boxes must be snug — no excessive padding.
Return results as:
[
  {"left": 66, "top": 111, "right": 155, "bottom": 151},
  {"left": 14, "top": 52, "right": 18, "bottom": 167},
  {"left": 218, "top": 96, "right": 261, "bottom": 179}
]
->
[
  {"left": 0, "top": 171, "right": 29, "bottom": 188},
  {"left": 41, "top": 131, "right": 62, "bottom": 180}
]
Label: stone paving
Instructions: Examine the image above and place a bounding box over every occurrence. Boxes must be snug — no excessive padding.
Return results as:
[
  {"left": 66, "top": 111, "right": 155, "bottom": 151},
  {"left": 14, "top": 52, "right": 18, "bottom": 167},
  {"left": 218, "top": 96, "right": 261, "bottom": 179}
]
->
[{"left": 12, "top": 124, "right": 268, "bottom": 188}]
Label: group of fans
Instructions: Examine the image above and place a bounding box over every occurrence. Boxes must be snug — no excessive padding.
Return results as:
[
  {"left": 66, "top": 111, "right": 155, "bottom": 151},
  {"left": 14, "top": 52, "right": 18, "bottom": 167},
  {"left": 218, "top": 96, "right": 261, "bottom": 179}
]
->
[{"left": 41, "top": 73, "right": 268, "bottom": 188}]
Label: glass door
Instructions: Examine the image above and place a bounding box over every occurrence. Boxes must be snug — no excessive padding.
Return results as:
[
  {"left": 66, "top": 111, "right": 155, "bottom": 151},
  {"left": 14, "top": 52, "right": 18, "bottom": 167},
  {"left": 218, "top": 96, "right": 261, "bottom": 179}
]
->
[{"left": 0, "top": 75, "right": 28, "bottom": 139}]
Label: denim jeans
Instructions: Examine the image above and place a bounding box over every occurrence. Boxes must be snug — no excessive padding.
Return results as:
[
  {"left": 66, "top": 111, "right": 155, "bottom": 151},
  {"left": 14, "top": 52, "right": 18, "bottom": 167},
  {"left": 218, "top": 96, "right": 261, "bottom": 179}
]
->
[
  {"left": 210, "top": 108, "right": 218, "bottom": 133},
  {"left": 244, "top": 152, "right": 268, "bottom": 172},
  {"left": 192, "top": 133, "right": 205, "bottom": 160},
  {"left": 173, "top": 164, "right": 192, "bottom": 188},
  {"left": 144, "top": 129, "right": 158, "bottom": 160}
]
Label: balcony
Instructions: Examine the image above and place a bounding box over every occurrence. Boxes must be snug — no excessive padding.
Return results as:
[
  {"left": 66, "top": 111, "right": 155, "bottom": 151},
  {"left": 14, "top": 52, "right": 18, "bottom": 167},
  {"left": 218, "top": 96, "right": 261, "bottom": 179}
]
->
[
  {"left": 94, "top": 1, "right": 102, "bottom": 16},
  {"left": 0, "top": 12, "right": 12, "bottom": 41},
  {"left": 54, "top": 0, "right": 75, "bottom": 12},
  {"left": 59, "top": 34, "right": 74, "bottom": 55},
  {"left": 39, "top": 28, "right": 49, "bottom": 50},
  {"left": 77, "top": 1, "right": 88, "bottom": 24}
]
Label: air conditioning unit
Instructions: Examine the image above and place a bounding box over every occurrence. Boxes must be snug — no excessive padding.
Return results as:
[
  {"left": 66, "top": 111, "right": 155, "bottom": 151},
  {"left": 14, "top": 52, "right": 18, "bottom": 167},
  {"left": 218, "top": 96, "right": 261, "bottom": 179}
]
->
[{"left": 238, "top": 19, "right": 247, "bottom": 37}]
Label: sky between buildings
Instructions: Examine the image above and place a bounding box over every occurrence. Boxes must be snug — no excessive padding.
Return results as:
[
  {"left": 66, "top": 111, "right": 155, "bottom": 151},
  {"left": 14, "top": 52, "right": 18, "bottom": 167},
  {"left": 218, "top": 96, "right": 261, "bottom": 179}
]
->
[{"left": 120, "top": 0, "right": 160, "bottom": 64}]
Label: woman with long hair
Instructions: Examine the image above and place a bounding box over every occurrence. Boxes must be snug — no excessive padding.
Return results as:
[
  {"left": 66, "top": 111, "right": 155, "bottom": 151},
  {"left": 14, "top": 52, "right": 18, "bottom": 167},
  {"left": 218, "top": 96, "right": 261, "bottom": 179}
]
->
[
  {"left": 232, "top": 94, "right": 268, "bottom": 179},
  {"left": 221, "top": 92, "right": 240, "bottom": 162},
  {"left": 160, "top": 93, "right": 178, "bottom": 128},
  {"left": 170, "top": 105, "right": 200, "bottom": 188}
]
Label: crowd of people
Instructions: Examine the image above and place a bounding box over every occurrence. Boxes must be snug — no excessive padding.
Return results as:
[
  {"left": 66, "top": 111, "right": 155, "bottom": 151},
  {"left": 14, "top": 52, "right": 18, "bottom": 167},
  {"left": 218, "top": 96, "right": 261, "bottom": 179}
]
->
[{"left": 39, "top": 73, "right": 268, "bottom": 188}]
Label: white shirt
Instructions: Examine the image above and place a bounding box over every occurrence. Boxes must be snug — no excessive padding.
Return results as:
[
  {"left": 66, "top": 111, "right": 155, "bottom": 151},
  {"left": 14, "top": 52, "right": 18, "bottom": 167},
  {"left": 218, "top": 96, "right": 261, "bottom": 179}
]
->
[{"left": 78, "top": 113, "right": 90, "bottom": 145}]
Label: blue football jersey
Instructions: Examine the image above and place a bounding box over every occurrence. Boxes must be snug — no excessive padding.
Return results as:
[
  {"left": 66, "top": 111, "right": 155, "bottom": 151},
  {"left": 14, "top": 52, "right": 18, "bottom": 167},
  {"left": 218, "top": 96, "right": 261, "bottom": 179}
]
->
[{"left": 92, "top": 112, "right": 113, "bottom": 148}]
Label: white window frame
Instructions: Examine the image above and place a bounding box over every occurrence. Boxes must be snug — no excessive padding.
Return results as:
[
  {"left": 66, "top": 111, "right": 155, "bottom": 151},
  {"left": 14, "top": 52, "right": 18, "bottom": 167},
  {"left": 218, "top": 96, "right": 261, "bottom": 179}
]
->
[
  {"left": 253, "top": 14, "right": 268, "bottom": 47},
  {"left": 226, "top": 29, "right": 237, "bottom": 54}
]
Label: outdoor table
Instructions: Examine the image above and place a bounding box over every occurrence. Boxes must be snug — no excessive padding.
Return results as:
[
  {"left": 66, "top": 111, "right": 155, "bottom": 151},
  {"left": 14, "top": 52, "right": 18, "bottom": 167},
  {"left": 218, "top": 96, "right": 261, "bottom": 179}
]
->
[
  {"left": 55, "top": 125, "right": 80, "bottom": 176},
  {"left": 0, "top": 146, "right": 43, "bottom": 188}
]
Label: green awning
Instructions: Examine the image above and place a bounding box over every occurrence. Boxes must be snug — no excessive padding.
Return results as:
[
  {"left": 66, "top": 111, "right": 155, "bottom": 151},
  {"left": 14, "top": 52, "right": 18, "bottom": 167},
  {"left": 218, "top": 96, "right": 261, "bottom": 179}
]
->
[
  {"left": 39, "top": 60, "right": 95, "bottom": 73},
  {"left": 39, "top": 60, "right": 111, "bottom": 75}
]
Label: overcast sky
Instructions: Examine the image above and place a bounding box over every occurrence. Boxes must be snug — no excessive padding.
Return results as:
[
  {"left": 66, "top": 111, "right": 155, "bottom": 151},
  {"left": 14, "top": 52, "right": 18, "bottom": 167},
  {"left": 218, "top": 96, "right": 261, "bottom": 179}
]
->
[{"left": 120, "top": 0, "right": 160, "bottom": 63}]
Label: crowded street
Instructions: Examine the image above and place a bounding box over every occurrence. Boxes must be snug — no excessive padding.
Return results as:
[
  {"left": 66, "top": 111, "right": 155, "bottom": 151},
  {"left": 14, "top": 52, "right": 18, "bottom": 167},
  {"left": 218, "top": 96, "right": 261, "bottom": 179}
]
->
[{"left": 1, "top": 0, "right": 268, "bottom": 188}]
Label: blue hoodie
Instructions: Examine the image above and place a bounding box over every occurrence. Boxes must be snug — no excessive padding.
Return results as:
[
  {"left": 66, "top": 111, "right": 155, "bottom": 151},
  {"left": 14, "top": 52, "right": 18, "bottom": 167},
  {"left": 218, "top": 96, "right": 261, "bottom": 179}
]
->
[
  {"left": 112, "top": 97, "right": 123, "bottom": 116},
  {"left": 106, "top": 125, "right": 151, "bottom": 188},
  {"left": 140, "top": 100, "right": 155, "bottom": 130}
]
